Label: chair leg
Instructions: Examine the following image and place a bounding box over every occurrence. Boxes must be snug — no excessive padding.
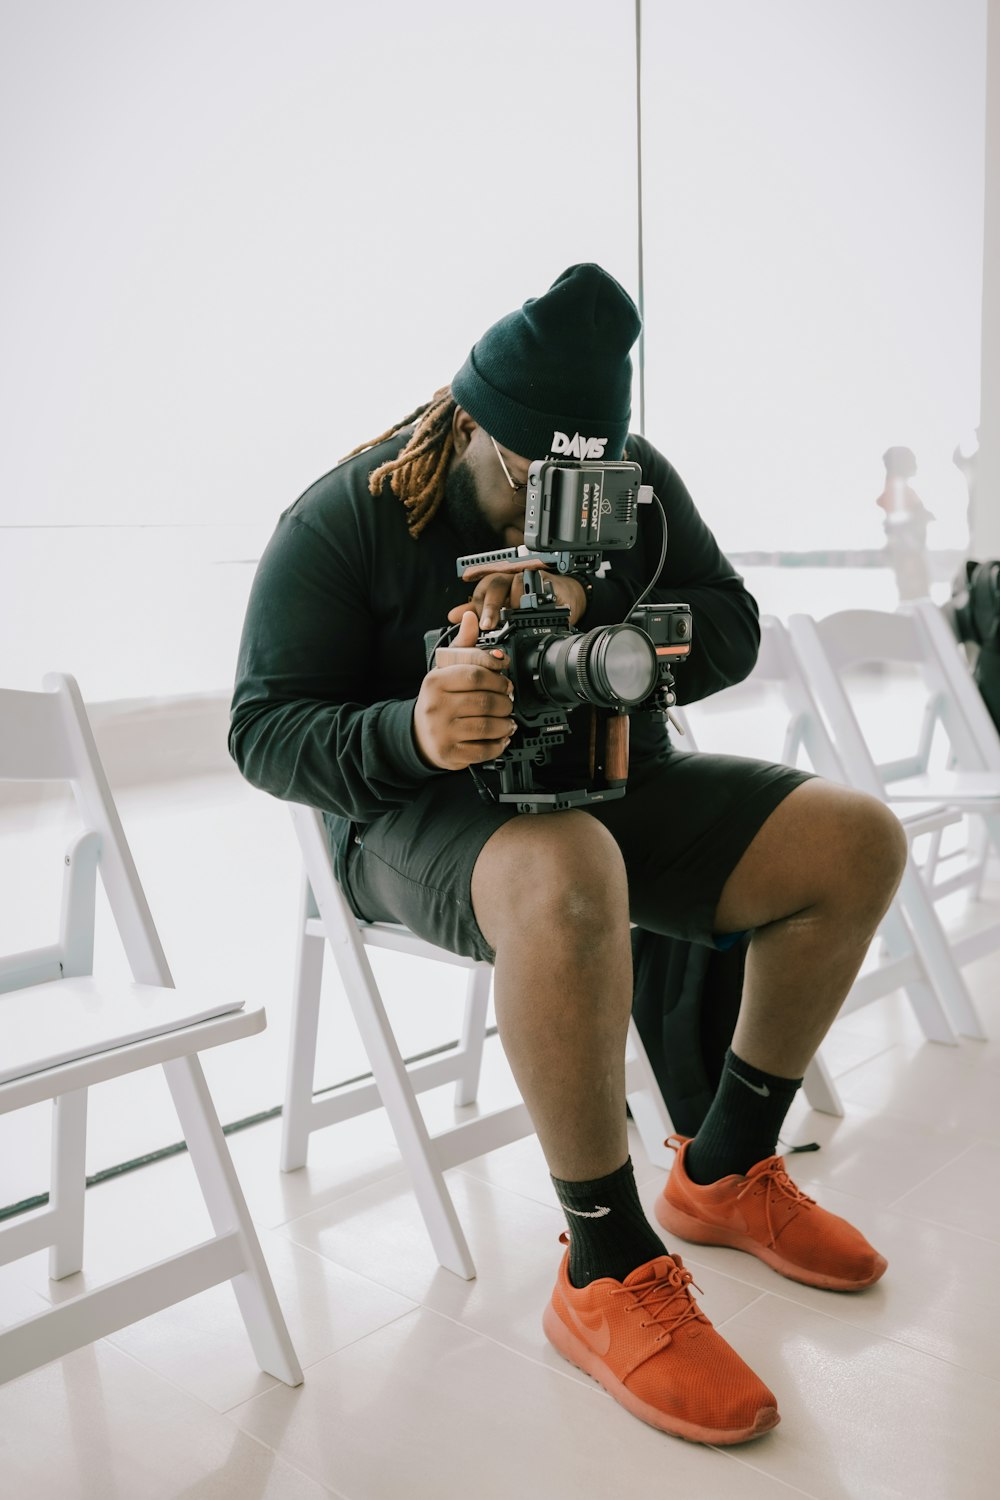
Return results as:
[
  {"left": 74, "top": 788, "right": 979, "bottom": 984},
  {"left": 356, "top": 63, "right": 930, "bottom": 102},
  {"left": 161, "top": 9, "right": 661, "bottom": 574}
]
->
[
  {"left": 877, "top": 901, "right": 960, "bottom": 1045},
  {"left": 623, "top": 1020, "right": 674, "bottom": 1169},
  {"left": 281, "top": 876, "right": 326, "bottom": 1172},
  {"left": 802, "top": 1052, "right": 844, "bottom": 1117},
  {"left": 163, "top": 1053, "right": 303, "bottom": 1385},
  {"left": 48, "top": 1088, "right": 88, "bottom": 1280},
  {"left": 453, "top": 966, "right": 492, "bottom": 1108},
  {"left": 898, "top": 867, "right": 987, "bottom": 1040},
  {"left": 337, "top": 941, "right": 477, "bottom": 1279},
  {"left": 918, "top": 825, "right": 945, "bottom": 890}
]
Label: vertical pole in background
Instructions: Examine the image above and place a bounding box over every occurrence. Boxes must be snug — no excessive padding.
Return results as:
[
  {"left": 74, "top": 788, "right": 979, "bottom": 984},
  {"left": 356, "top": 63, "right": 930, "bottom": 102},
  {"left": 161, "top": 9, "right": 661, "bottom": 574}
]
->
[
  {"left": 975, "top": 0, "right": 1000, "bottom": 555},
  {"left": 634, "top": 0, "right": 646, "bottom": 436}
]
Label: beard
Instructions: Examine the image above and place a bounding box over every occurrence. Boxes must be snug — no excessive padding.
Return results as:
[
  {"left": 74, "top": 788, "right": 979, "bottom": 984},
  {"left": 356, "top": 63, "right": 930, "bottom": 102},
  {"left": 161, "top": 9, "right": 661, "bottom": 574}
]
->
[{"left": 442, "top": 456, "right": 506, "bottom": 554}]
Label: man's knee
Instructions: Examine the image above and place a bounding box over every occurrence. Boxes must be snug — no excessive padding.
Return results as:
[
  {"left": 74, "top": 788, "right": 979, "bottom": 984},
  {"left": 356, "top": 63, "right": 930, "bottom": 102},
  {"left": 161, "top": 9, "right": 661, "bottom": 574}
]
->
[
  {"left": 715, "top": 778, "right": 908, "bottom": 933},
  {"left": 832, "top": 790, "right": 908, "bottom": 902},
  {"left": 796, "top": 785, "right": 908, "bottom": 933},
  {"left": 471, "top": 810, "right": 628, "bottom": 949}
]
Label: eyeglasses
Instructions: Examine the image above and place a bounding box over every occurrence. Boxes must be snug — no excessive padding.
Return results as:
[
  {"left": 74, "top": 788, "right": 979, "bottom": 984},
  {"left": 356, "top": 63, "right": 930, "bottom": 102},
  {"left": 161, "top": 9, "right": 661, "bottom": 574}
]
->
[{"left": 489, "top": 435, "right": 527, "bottom": 493}]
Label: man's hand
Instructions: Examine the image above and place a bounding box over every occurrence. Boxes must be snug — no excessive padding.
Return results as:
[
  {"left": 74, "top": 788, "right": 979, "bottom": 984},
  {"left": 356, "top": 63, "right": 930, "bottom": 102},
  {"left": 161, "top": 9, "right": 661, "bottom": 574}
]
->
[
  {"left": 448, "top": 559, "right": 588, "bottom": 630},
  {"left": 413, "top": 610, "right": 517, "bottom": 770}
]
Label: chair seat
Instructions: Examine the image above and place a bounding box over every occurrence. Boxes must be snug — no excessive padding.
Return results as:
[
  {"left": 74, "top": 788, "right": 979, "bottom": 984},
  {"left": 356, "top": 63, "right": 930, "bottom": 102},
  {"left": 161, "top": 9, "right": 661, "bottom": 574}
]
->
[
  {"left": 0, "top": 976, "right": 246, "bottom": 1087},
  {"left": 886, "top": 771, "right": 1000, "bottom": 805}
]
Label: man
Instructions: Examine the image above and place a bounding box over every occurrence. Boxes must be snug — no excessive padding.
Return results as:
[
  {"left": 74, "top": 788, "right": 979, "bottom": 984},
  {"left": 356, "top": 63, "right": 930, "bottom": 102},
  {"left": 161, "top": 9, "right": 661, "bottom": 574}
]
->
[{"left": 231, "top": 264, "right": 907, "bottom": 1445}]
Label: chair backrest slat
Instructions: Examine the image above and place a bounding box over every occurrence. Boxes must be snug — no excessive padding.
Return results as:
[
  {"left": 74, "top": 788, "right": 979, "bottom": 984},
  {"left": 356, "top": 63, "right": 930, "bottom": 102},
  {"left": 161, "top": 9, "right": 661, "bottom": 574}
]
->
[
  {"left": 789, "top": 606, "right": 998, "bottom": 794},
  {"left": 910, "top": 600, "right": 1000, "bottom": 773},
  {"left": 810, "top": 609, "right": 927, "bottom": 671},
  {"left": 0, "top": 676, "right": 173, "bottom": 988},
  {"left": 0, "top": 691, "right": 75, "bottom": 781}
]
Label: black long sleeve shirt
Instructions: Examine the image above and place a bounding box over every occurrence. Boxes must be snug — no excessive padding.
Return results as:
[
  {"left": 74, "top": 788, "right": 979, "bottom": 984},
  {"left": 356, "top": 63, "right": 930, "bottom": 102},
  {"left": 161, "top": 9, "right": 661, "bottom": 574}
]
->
[{"left": 229, "top": 430, "right": 760, "bottom": 884}]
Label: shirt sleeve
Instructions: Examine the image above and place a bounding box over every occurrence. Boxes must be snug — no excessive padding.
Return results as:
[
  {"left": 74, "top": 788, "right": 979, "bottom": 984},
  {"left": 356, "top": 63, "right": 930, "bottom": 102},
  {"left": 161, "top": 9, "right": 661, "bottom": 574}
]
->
[
  {"left": 229, "top": 510, "right": 445, "bottom": 822},
  {"left": 579, "top": 438, "right": 760, "bottom": 704}
]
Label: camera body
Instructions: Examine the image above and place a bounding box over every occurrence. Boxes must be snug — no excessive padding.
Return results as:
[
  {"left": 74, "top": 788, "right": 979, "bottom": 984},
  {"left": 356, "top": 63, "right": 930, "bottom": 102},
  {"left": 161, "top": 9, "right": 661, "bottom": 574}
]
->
[{"left": 429, "top": 457, "right": 692, "bottom": 813}]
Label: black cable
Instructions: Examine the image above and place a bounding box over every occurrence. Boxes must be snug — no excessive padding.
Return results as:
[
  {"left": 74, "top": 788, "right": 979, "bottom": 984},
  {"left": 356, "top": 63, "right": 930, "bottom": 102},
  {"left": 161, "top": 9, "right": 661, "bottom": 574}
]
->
[{"left": 624, "top": 491, "right": 668, "bottom": 618}]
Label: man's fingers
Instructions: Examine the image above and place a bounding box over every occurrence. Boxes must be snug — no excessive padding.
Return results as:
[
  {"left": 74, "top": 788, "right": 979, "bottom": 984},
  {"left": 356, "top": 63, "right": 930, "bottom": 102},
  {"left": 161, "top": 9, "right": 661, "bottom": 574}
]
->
[
  {"left": 476, "top": 575, "right": 517, "bottom": 630},
  {"left": 452, "top": 715, "right": 517, "bottom": 743},
  {"left": 433, "top": 653, "right": 511, "bottom": 686},
  {"left": 453, "top": 608, "right": 480, "bottom": 646}
]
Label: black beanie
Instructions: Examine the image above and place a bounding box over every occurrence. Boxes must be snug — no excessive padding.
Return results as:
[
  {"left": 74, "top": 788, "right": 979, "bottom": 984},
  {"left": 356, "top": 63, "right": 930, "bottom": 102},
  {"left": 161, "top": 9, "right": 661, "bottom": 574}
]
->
[{"left": 451, "top": 263, "right": 641, "bottom": 461}]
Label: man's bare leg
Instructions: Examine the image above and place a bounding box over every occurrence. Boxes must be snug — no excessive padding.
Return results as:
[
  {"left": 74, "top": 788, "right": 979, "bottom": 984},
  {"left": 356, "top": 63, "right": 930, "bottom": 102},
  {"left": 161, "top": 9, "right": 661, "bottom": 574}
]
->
[
  {"left": 472, "top": 778, "right": 907, "bottom": 1183},
  {"left": 676, "top": 777, "right": 907, "bottom": 1185},
  {"left": 714, "top": 779, "right": 908, "bottom": 1078},
  {"left": 471, "top": 808, "right": 634, "bottom": 1182}
]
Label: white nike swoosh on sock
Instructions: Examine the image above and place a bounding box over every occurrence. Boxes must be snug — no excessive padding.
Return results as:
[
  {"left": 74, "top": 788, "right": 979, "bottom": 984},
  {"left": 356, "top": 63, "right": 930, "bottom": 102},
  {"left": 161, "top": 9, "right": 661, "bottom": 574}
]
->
[
  {"left": 728, "top": 1069, "right": 770, "bottom": 1098},
  {"left": 564, "top": 1204, "right": 611, "bottom": 1218}
]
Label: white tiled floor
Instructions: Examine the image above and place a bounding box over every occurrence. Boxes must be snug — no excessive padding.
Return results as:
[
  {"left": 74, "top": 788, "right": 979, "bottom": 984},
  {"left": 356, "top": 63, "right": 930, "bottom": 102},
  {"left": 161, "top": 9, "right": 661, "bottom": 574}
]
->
[{"left": 3, "top": 774, "right": 1000, "bottom": 1497}]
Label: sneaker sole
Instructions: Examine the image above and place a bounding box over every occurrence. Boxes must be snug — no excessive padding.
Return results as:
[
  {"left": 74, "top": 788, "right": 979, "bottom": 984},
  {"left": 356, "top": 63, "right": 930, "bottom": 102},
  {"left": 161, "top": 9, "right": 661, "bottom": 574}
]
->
[
  {"left": 655, "top": 1196, "right": 888, "bottom": 1292},
  {"left": 542, "top": 1303, "right": 780, "bottom": 1446}
]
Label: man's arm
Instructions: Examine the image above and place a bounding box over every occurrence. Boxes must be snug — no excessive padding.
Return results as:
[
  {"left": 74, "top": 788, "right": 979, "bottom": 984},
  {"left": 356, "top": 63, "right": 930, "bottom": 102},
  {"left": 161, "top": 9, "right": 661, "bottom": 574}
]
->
[
  {"left": 229, "top": 512, "right": 442, "bottom": 821},
  {"left": 230, "top": 507, "right": 516, "bottom": 818}
]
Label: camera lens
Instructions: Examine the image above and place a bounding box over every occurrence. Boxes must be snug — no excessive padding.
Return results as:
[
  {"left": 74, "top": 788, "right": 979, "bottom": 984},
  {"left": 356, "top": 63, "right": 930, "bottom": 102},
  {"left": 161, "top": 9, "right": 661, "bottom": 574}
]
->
[{"left": 538, "top": 624, "right": 657, "bottom": 708}]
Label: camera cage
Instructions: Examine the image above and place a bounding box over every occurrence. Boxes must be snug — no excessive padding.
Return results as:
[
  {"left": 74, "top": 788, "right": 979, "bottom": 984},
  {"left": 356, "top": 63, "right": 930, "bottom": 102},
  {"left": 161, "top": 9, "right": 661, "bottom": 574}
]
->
[{"left": 429, "top": 456, "right": 691, "bottom": 814}]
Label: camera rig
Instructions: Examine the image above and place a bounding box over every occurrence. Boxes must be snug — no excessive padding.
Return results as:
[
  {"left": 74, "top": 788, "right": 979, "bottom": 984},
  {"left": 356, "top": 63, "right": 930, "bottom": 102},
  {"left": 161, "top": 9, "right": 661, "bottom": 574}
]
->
[{"left": 427, "top": 456, "right": 693, "bottom": 814}]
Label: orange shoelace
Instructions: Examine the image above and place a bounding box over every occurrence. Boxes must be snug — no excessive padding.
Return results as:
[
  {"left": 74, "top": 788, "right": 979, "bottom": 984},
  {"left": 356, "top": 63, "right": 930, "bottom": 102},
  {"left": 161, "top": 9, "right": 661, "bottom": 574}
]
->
[
  {"left": 613, "top": 1257, "right": 708, "bottom": 1345},
  {"left": 735, "top": 1158, "right": 817, "bottom": 1248}
]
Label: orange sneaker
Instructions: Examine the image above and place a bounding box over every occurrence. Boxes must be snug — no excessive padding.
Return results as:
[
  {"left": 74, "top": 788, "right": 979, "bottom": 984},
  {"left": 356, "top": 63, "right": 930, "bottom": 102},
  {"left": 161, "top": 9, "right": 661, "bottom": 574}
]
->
[
  {"left": 543, "top": 1237, "right": 779, "bottom": 1445},
  {"left": 656, "top": 1136, "right": 887, "bottom": 1292}
]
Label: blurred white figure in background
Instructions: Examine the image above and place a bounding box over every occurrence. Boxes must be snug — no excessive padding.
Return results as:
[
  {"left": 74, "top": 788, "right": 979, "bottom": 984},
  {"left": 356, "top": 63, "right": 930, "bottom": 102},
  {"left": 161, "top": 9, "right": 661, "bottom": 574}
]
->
[
  {"left": 952, "top": 428, "right": 979, "bottom": 550},
  {"left": 875, "top": 445, "right": 934, "bottom": 601}
]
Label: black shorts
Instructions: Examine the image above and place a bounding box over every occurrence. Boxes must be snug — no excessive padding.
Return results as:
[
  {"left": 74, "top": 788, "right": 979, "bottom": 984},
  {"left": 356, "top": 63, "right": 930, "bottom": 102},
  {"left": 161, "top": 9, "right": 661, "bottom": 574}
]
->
[{"left": 343, "top": 749, "right": 812, "bottom": 964}]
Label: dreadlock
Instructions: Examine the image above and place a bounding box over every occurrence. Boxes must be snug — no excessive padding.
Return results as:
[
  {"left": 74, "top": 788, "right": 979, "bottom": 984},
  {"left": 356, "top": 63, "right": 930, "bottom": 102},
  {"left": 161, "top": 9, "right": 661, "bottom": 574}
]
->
[{"left": 340, "top": 386, "right": 457, "bottom": 539}]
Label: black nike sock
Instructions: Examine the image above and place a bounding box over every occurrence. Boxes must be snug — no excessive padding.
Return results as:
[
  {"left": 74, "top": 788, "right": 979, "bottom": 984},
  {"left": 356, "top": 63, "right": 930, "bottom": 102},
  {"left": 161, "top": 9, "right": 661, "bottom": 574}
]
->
[
  {"left": 684, "top": 1047, "right": 803, "bottom": 1186},
  {"left": 551, "top": 1157, "right": 667, "bottom": 1288}
]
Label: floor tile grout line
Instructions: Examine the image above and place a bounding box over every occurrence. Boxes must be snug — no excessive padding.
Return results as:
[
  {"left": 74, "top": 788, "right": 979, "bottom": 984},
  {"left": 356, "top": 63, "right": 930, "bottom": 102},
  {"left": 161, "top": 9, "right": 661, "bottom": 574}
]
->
[
  {"left": 88, "top": 1337, "right": 332, "bottom": 1463},
  {"left": 709, "top": 1286, "right": 772, "bottom": 1333},
  {"left": 884, "top": 1135, "right": 985, "bottom": 1209},
  {"left": 254, "top": 1162, "right": 411, "bottom": 1234},
  {"left": 726, "top": 1285, "right": 1000, "bottom": 1387},
  {"left": 887, "top": 1199, "right": 1000, "bottom": 1246},
  {"left": 258, "top": 1221, "right": 425, "bottom": 1310},
  {"left": 823, "top": 1037, "right": 911, "bottom": 1083},
  {"left": 220, "top": 1300, "right": 422, "bottom": 1412},
  {"left": 266, "top": 1164, "right": 415, "bottom": 1236},
  {"left": 221, "top": 1306, "right": 429, "bottom": 1418},
  {"left": 785, "top": 1075, "right": 995, "bottom": 1150},
  {"left": 831, "top": 1030, "right": 999, "bottom": 1081},
  {"left": 706, "top": 1445, "right": 824, "bottom": 1500}
]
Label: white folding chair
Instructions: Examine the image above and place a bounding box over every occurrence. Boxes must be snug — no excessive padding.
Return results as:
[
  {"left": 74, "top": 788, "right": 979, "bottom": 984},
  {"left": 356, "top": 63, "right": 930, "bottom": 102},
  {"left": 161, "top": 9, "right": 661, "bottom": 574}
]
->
[
  {"left": 904, "top": 600, "right": 1000, "bottom": 777},
  {"left": 676, "top": 615, "right": 972, "bottom": 1055},
  {"left": 909, "top": 597, "right": 1000, "bottom": 895},
  {"left": 788, "top": 609, "right": 997, "bottom": 1037},
  {"left": 281, "top": 802, "right": 675, "bottom": 1280},
  {"left": 0, "top": 675, "right": 302, "bottom": 1389}
]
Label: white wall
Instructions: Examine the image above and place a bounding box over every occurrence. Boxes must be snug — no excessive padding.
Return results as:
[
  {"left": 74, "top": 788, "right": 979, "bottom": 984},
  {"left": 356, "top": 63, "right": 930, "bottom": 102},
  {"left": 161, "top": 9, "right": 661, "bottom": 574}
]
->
[
  {"left": 0, "top": 0, "right": 638, "bottom": 531},
  {"left": 1, "top": 2, "right": 990, "bottom": 701},
  {"left": 640, "top": 0, "right": 987, "bottom": 554}
]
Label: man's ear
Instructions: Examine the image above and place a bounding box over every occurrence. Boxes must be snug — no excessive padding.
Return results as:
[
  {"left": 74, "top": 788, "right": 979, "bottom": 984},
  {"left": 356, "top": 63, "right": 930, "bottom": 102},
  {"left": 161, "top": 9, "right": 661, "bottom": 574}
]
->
[{"left": 452, "top": 406, "right": 478, "bottom": 456}]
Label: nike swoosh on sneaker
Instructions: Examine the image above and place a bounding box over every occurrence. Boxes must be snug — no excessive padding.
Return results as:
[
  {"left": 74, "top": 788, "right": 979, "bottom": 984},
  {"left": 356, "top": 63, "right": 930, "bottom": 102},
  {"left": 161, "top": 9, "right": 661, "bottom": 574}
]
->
[
  {"left": 728, "top": 1070, "right": 770, "bottom": 1098},
  {"left": 564, "top": 1204, "right": 611, "bottom": 1219},
  {"left": 563, "top": 1298, "right": 613, "bottom": 1356}
]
